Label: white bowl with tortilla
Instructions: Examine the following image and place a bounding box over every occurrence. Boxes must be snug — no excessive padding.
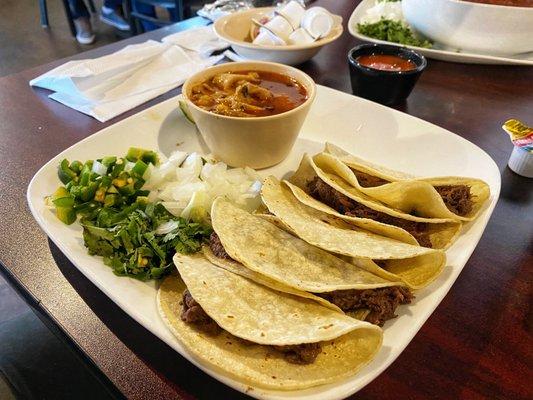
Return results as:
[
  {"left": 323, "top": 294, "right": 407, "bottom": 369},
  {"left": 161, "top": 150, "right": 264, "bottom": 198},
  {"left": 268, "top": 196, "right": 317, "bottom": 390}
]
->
[
  {"left": 181, "top": 61, "right": 316, "bottom": 169},
  {"left": 402, "top": 0, "right": 533, "bottom": 55},
  {"left": 214, "top": 7, "right": 343, "bottom": 65}
]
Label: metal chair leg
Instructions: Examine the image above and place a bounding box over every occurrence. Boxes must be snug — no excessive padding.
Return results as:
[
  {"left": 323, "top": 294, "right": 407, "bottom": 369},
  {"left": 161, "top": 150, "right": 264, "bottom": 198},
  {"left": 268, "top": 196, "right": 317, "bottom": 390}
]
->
[
  {"left": 39, "top": 0, "right": 49, "bottom": 27},
  {"left": 62, "top": 0, "right": 77, "bottom": 37},
  {"left": 87, "top": 0, "right": 97, "bottom": 13},
  {"left": 175, "top": 0, "right": 184, "bottom": 21}
]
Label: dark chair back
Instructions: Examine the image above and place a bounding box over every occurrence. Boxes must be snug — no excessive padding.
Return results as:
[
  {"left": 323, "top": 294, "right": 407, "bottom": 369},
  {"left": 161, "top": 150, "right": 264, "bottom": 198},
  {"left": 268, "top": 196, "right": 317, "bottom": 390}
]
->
[{"left": 129, "top": 0, "right": 184, "bottom": 33}]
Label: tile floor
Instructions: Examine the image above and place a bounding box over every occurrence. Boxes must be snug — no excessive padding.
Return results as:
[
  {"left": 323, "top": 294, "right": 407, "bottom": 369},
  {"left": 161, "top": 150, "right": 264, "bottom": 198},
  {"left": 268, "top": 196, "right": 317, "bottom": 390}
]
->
[{"left": 0, "top": 0, "right": 121, "bottom": 77}]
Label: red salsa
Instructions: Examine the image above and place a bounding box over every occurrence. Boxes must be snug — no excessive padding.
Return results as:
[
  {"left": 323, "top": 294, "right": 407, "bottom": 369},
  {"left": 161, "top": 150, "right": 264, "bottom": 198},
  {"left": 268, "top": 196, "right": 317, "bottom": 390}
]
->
[{"left": 357, "top": 54, "right": 417, "bottom": 72}]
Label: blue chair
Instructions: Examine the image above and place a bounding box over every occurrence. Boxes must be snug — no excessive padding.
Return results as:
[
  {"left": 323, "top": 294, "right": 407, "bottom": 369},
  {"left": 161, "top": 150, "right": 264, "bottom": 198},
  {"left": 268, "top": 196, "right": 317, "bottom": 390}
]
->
[{"left": 129, "top": 0, "right": 184, "bottom": 33}]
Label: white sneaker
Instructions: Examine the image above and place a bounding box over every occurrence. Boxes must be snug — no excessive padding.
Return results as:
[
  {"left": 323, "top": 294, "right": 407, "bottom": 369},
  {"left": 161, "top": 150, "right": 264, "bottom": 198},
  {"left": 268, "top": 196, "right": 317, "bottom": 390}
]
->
[
  {"left": 100, "top": 6, "right": 130, "bottom": 31},
  {"left": 74, "top": 17, "right": 95, "bottom": 44}
]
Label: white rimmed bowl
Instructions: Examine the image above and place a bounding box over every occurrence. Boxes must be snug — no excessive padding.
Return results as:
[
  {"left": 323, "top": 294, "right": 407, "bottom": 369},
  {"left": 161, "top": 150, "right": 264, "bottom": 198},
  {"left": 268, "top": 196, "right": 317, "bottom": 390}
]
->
[
  {"left": 214, "top": 7, "right": 343, "bottom": 65},
  {"left": 181, "top": 61, "right": 316, "bottom": 169},
  {"left": 402, "top": 0, "right": 533, "bottom": 56}
]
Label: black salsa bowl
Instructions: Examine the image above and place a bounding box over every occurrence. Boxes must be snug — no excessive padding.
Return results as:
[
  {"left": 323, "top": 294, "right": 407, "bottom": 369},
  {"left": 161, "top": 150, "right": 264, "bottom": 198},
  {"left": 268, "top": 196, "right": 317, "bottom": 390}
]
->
[{"left": 347, "top": 44, "right": 427, "bottom": 106}]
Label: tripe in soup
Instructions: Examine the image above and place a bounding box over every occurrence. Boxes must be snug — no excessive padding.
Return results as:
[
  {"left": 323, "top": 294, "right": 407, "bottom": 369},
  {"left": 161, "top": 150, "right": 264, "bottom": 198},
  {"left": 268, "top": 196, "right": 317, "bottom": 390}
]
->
[{"left": 189, "top": 71, "right": 308, "bottom": 117}]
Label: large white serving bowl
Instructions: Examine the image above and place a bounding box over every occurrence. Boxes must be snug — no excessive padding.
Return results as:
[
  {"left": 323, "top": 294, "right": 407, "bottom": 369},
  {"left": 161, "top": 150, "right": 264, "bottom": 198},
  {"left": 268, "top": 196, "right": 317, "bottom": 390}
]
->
[
  {"left": 182, "top": 61, "right": 316, "bottom": 169},
  {"left": 214, "top": 7, "right": 343, "bottom": 65},
  {"left": 402, "top": 0, "right": 533, "bottom": 56}
]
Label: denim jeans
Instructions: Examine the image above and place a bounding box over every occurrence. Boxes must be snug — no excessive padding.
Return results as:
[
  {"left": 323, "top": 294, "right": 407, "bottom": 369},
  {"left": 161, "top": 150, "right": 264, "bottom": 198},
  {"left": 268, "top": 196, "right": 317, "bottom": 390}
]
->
[
  {"left": 68, "top": 0, "right": 175, "bottom": 32},
  {"left": 68, "top": 0, "right": 125, "bottom": 19}
]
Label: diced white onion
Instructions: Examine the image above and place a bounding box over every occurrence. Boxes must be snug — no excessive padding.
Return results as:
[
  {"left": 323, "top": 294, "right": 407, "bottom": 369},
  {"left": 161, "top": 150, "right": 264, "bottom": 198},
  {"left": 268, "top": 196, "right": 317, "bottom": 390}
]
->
[
  {"left": 162, "top": 201, "right": 185, "bottom": 217},
  {"left": 359, "top": 1, "right": 404, "bottom": 25},
  {"left": 124, "top": 161, "right": 135, "bottom": 172},
  {"left": 148, "top": 151, "right": 263, "bottom": 222},
  {"left": 155, "top": 220, "right": 180, "bottom": 235},
  {"left": 168, "top": 150, "right": 188, "bottom": 166},
  {"left": 92, "top": 160, "right": 107, "bottom": 176}
]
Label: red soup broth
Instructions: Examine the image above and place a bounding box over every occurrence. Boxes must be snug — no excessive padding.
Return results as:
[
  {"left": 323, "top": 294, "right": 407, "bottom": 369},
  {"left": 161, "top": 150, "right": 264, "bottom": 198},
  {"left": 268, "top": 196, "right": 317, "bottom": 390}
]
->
[{"left": 357, "top": 54, "right": 417, "bottom": 72}]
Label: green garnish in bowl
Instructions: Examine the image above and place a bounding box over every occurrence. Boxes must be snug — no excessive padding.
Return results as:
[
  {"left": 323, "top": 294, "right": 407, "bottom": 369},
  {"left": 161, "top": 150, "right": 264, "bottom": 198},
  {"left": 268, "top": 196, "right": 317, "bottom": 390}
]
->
[{"left": 358, "top": 18, "right": 432, "bottom": 49}]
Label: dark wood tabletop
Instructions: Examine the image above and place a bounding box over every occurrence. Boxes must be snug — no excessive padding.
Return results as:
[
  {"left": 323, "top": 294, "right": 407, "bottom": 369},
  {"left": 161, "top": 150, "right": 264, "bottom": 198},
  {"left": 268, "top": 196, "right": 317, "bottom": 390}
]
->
[{"left": 0, "top": 1, "right": 532, "bottom": 399}]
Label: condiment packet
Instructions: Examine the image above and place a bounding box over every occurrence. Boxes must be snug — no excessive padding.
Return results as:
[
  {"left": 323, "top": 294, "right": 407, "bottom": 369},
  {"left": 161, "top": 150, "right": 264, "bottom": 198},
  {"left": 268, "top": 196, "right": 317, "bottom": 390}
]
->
[
  {"left": 503, "top": 119, "right": 533, "bottom": 153},
  {"left": 503, "top": 119, "right": 533, "bottom": 178}
]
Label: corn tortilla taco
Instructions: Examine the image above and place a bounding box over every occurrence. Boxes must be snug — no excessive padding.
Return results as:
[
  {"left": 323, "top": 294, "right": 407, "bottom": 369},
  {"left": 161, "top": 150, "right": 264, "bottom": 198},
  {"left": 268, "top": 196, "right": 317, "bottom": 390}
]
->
[
  {"left": 259, "top": 177, "right": 446, "bottom": 289},
  {"left": 209, "top": 199, "right": 419, "bottom": 322},
  {"left": 289, "top": 153, "right": 462, "bottom": 249},
  {"left": 157, "top": 254, "right": 382, "bottom": 390},
  {"left": 325, "top": 143, "right": 490, "bottom": 221}
]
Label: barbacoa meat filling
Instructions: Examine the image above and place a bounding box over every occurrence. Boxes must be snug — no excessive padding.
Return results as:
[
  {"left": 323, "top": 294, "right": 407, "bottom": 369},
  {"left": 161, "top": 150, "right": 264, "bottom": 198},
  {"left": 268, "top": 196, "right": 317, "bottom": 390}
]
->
[
  {"left": 351, "top": 169, "right": 474, "bottom": 217},
  {"left": 317, "top": 287, "right": 413, "bottom": 326},
  {"left": 209, "top": 222, "right": 412, "bottom": 326},
  {"left": 434, "top": 185, "right": 473, "bottom": 217},
  {"left": 307, "top": 177, "right": 433, "bottom": 248},
  {"left": 181, "top": 289, "right": 222, "bottom": 336},
  {"left": 180, "top": 289, "right": 323, "bottom": 364},
  {"left": 352, "top": 170, "right": 389, "bottom": 188},
  {"left": 274, "top": 343, "right": 322, "bottom": 365},
  {"left": 209, "top": 232, "right": 232, "bottom": 259}
]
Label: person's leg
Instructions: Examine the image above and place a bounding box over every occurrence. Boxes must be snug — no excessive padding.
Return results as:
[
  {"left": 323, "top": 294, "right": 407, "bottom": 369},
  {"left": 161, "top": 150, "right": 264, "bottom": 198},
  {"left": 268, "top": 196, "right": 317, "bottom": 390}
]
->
[
  {"left": 68, "top": 0, "right": 95, "bottom": 44},
  {"left": 68, "top": 0, "right": 89, "bottom": 19},
  {"left": 100, "top": 0, "right": 130, "bottom": 31}
]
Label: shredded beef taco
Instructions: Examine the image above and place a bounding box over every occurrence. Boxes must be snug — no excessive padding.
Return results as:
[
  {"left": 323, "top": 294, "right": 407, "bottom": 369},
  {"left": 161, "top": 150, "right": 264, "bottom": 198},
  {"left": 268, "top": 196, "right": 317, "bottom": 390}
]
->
[
  {"left": 158, "top": 254, "right": 383, "bottom": 390},
  {"left": 324, "top": 143, "right": 490, "bottom": 221},
  {"left": 258, "top": 177, "right": 446, "bottom": 289},
  {"left": 210, "top": 199, "right": 421, "bottom": 325},
  {"left": 203, "top": 244, "right": 344, "bottom": 313},
  {"left": 289, "top": 154, "right": 462, "bottom": 250}
]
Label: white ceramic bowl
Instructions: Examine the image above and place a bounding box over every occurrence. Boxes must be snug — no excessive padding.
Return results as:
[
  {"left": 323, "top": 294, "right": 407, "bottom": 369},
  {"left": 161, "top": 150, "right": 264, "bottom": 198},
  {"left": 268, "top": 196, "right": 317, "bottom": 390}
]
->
[
  {"left": 214, "top": 7, "right": 343, "bottom": 65},
  {"left": 402, "top": 0, "right": 533, "bottom": 55},
  {"left": 182, "top": 61, "right": 316, "bottom": 169}
]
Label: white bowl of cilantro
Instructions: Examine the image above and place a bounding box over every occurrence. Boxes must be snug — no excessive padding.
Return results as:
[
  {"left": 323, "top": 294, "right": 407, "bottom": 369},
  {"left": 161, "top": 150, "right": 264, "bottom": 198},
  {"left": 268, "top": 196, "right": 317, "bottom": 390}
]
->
[
  {"left": 402, "top": 0, "right": 533, "bottom": 56},
  {"left": 353, "top": 0, "right": 433, "bottom": 49}
]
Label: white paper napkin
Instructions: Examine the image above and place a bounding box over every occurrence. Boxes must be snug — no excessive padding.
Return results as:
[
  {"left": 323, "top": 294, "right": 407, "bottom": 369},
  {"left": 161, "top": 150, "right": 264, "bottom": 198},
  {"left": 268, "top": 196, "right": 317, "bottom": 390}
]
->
[
  {"left": 162, "top": 26, "right": 229, "bottom": 57},
  {"left": 30, "top": 38, "right": 223, "bottom": 122},
  {"left": 197, "top": 0, "right": 252, "bottom": 22}
]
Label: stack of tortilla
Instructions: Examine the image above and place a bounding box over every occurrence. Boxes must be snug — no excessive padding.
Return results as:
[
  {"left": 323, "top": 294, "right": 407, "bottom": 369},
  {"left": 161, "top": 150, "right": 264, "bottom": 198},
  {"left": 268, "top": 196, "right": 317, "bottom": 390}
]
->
[{"left": 157, "top": 144, "right": 490, "bottom": 391}]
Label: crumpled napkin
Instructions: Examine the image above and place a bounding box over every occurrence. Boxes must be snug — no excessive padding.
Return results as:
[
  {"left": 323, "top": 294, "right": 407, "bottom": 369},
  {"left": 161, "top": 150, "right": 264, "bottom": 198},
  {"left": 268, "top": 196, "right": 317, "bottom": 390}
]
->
[
  {"left": 30, "top": 31, "right": 225, "bottom": 122},
  {"left": 162, "top": 26, "right": 229, "bottom": 58},
  {"left": 197, "top": 0, "right": 252, "bottom": 21}
]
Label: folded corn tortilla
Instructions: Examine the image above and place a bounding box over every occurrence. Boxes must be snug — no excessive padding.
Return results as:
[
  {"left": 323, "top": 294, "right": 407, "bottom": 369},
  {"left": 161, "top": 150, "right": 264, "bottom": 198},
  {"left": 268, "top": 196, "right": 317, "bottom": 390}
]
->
[
  {"left": 212, "top": 197, "right": 441, "bottom": 289},
  {"left": 212, "top": 198, "right": 407, "bottom": 290},
  {"left": 157, "top": 254, "right": 382, "bottom": 390},
  {"left": 289, "top": 153, "right": 462, "bottom": 250},
  {"left": 260, "top": 177, "right": 446, "bottom": 288},
  {"left": 325, "top": 143, "right": 490, "bottom": 221},
  {"left": 203, "top": 246, "right": 344, "bottom": 313}
]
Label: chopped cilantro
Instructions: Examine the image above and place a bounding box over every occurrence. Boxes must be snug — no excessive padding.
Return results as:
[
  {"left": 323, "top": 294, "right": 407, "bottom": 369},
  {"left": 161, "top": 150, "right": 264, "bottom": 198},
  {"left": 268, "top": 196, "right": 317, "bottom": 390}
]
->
[
  {"left": 358, "top": 18, "right": 432, "bottom": 48},
  {"left": 82, "top": 202, "right": 212, "bottom": 281}
]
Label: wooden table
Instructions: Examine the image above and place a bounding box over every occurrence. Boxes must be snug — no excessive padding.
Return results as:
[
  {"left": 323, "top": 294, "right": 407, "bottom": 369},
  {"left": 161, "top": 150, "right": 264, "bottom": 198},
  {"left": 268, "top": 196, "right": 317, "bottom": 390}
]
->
[{"left": 1, "top": 1, "right": 531, "bottom": 399}]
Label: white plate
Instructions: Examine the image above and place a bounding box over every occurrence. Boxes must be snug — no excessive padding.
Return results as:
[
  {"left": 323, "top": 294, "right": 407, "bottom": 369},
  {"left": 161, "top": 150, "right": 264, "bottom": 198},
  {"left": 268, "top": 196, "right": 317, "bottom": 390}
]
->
[
  {"left": 28, "top": 85, "right": 500, "bottom": 400},
  {"left": 348, "top": 0, "right": 533, "bottom": 66}
]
